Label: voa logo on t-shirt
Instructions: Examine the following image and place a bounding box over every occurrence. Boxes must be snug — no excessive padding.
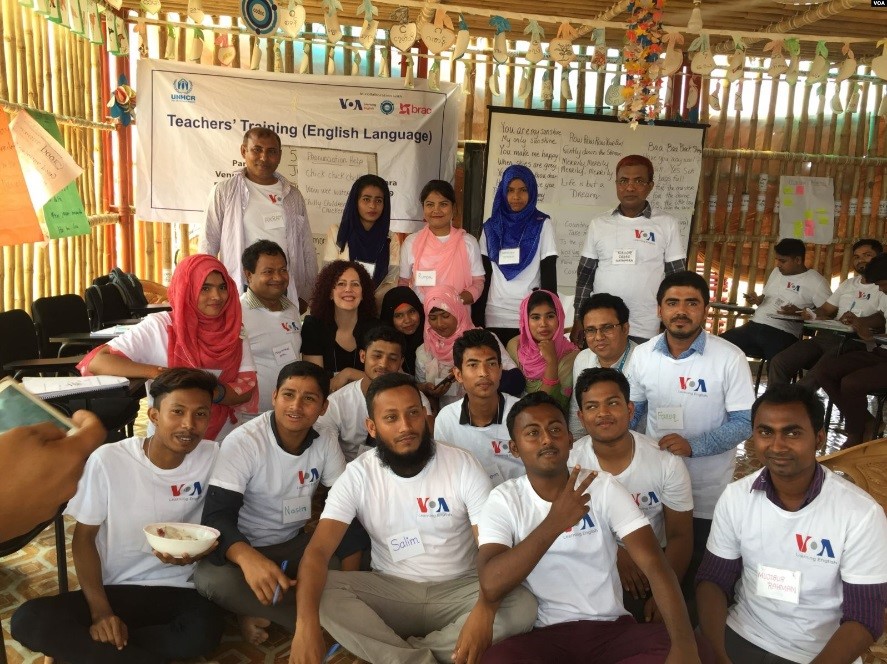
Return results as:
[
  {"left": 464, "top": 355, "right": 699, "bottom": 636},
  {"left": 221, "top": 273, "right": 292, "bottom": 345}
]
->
[
  {"left": 563, "top": 514, "right": 597, "bottom": 539},
  {"left": 785, "top": 282, "right": 802, "bottom": 292},
  {"left": 417, "top": 497, "right": 451, "bottom": 517},
  {"left": 281, "top": 320, "right": 299, "bottom": 332},
  {"left": 170, "top": 482, "right": 203, "bottom": 500},
  {"left": 631, "top": 490, "right": 660, "bottom": 509},
  {"left": 298, "top": 468, "right": 320, "bottom": 485},
  {"left": 857, "top": 291, "right": 872, "bottom": 300},
  {"left": 795, "top": 533, "right": 838, "bottom": 565},
  {"left": 634, "top": 229, "right": 656, "bottom": 244},
  {"left": 490, "top": 440, "right": 511, "bottom": 455},
  {"left": 678, "top": 376, "right": 707, "bottom": 395}
]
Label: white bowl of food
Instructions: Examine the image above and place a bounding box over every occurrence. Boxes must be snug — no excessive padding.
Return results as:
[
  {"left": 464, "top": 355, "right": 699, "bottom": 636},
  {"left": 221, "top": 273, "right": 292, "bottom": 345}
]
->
[{"left": 143, "top": 522, "right": 219, "bottom": 558}]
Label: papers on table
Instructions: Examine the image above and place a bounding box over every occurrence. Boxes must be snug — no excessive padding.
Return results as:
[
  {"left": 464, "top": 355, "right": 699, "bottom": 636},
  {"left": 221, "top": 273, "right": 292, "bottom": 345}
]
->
[
  {"left": 803, "top": 319, "right": 853, "bottom": 333},
  {"left": 90, "top": 324, "right": 136, "bottom": 337},
  {"left": 767, "top": 313, "right": 804, "bottom": 321},
  {"left": 22, "top": 375, "right": 129, "bottom": 398}
]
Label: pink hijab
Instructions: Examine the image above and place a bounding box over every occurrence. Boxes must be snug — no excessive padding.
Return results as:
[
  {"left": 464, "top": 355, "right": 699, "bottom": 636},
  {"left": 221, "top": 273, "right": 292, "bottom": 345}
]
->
[
  {"left": 517, "top": 290, "right": 577, "bottom": 380},
  {"left": 423, "top": 286, "right": 476, "bottom": 364},
  {"left": 410, "top": 225, "right": 473, "bottom": 297}
]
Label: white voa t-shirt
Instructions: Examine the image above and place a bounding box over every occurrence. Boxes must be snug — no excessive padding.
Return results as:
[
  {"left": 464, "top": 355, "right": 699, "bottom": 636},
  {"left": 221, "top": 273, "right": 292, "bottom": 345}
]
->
[
  {"left": 629, "top": 333, "right": 755, "bottom": 519},
  {"left": 708, "top": 468, "right": 887, "bottom": 664},
  {"left": 751, "top": 268, "right": 831, "bottom": 335},
  {"left": 568, "top": 342, "right": 638, "bottom": 439},
  {"left": 399, "top": 231, "right": 485, "bottom": 304},
  {"left": 479, "top": 472, "right": 649, "bottom": 628},
  {"left": 65, "top": 437, "right": 218, "bottom": 588},
  {"left": 240, "top": 292, "right": 302, "bottom": 416},
  {"left": 480, "top": 220, "right": 558, "bottom": 329},
  {"left": 208, "top": 412, "right": 345, "bottom": 547},
  {"left": 315, "top": 379, "right": 432, "bottom": 462},
  {"left": 826, "top": 275, "right": 882, "bottom": 318},
  {"left": 434, "top": 394, "right": 524, "bottom": 486},
  {"left": 580, "top": 209, "right": 684, "bottom": 339},
  {"left": 568, "top": 432, "right": 693, "bottom": 547},
  {"left": 243, "top": 178, "right": 287, "bottom": 250},
  {"left": 321, "top": 441, "right": 491, "bottom": 583}
]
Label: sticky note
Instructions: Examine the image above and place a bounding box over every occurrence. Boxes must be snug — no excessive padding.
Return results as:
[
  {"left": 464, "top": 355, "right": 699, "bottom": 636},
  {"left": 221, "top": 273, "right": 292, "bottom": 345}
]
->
[
  {"left": 804, "top": 219, "right": 815, "bottom": 237},
  {"left": 783, "top": 186, "right": 793, "bottom": 194},
  {"left": 0, "top": 111, "right": 43, "bottom": 246},
  {"left": 796, "top": 184, "right": 805, "bottom": 194},
  {"left": 793, "top": 221, "right": 804, "bottom": 237},
  {"left": 818, "top": 217, "right": 829, "bottom": 224},
  {"left": 784, "top": 197, "right": 794, "bottom": 207}
]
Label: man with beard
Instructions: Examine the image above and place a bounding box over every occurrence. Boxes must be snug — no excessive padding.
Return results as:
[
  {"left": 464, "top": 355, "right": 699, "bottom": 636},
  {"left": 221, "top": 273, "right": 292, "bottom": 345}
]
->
[
  {"left": 288, "top": 373, "right": 537, "bottom": 664},
  {"left": 628, "top": 271, "right": 754, "bottom": 592}
]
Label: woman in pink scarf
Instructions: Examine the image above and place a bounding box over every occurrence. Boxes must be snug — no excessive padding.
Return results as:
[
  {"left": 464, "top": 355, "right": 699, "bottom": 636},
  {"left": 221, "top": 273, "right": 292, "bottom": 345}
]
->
[
  {"left": 399, "top": 180, "right": 485, "bottom": 318},
  {"left": 86, "top": 254, "right": 257, "bottom": 440},
  {"left": 507, "top": 290, "right": 578, "bottom": 409}
]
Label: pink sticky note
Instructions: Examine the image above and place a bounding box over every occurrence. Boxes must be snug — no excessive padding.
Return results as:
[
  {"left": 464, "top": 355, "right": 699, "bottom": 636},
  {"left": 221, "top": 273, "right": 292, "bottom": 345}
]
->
[
  {"left": 796, "top": 184, "right": 805, "bottom": 194},
  {"left": 804, "top": 219, "right": 815, "bottom": 237}
]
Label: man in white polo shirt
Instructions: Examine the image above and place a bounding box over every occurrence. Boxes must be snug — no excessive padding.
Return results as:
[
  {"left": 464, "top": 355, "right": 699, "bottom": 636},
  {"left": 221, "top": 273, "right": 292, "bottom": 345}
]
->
[
  {"left": 568, "top": 292, "right": 638, "bottom": 437},
  {"left": 572, "top": 154, "right": 686, "bottom": 344},
  {"left": 697, "top": 384, "right": 887, "bottom": 663},
  {"left": 434, "top": 329, "right": 523, "bottom": 486},
  {"left": 288, "top": 373, "right": 536, "bottom": 664},
  {"left": 570, "top": 367, "right": 693, "bottom": 623},
  {"left": 628, "top": 270, "right": 755, "bottom": 590},
  {"left": 315, "top": 325, "right": 432, "bottom": 462},
  {"left": 240, "top": 240, "right": 302, "bottom": 421}
]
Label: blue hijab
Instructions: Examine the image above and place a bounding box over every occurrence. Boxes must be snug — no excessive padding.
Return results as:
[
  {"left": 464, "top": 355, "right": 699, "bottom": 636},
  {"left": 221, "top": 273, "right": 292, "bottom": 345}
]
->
[
  {"left": 337, "top": 174, "right": 391, "bottom": 286},
  {"left": 483, "top": 165, "right": 548, "bottom": 280}
]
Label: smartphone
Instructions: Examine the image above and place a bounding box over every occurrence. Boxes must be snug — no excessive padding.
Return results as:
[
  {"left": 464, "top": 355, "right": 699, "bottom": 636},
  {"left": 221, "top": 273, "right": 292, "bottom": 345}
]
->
[
  {"left": 0, "top": 377, "right": 77, "bottom": 435},
  {"left": 434, "top": 374, "right": 456, "bottom": 391}
]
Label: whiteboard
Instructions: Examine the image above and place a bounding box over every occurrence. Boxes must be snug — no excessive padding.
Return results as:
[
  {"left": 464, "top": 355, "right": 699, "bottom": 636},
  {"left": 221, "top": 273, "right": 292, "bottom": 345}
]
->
[{"left": 483, "top": 107, "right": 705, "bottom": 293}]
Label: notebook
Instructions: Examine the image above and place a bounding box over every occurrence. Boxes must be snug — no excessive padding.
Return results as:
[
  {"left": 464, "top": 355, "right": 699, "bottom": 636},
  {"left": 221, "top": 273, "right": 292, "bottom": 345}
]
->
[{"left": 22, "top": 375, "right": 130, "bottom": 398}]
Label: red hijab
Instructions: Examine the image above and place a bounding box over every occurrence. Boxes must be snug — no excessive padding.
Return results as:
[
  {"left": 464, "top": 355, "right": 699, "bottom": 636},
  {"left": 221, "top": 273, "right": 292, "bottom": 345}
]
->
[{"left": 167, "top": 254, "right": 242, "bottom": 438}]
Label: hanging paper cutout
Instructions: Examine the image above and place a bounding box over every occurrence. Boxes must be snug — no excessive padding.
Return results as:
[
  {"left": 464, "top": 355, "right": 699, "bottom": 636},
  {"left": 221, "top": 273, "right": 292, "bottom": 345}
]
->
[
  {"left": 164, "top": 25, "right": 177, "bottom": 59},
  {"left": 688, "top": 34, "right": 714, "bottom": 75},
  {"left": 785, "top": 39, "right": 801, "bottom": 84},
  {"left": 836, "top": 43, "right": 856, "bottom": 83},
  {"left": 590, "top": 28, "right": 607, "bottom": 71},
  {"left": 351, "top": 51, "right": 361, "bottom": 76},
  {"left": 872, "top": 38, "right": 887, "bottom": 80},
  {"left": 356, "top": 0, "right": 378, "bottom": 49},
  {"left": 136, "top": 19, "right": 148, "bottom": 57},
  {"left": 709, "top": 80, "right": 720, "bottom": 111},
  {"left": 404, "top": 55, "right": 415, "bottom": 88},
  {"left": 216, "top": 34, "right": 236, "bottom": 65},
  {"left": 549, "top": 22, "right": 576, "bottom": 65},
  {"left": 250, "top": 41, "right": 262, "bottom": 69},
  {"left": 281, "top": 0, "right": 306, "bottom": 38},
  {"left": 560, "top": 68, "right": 573, "bottom": 101},
  {"left": 420, "top": 9, "right": 455, "bottom": 54},
  {"left": 763, "top": 40, "right": 787, "bottom": 78},
  {"left": 540, "top": 71, "right": 553, "bottom": 100},
  {"left": 428, "top": 60, "right": 440, "bottom": 90},
  {"left": 0, "top": 111, "right": 43, "bottom": 246},
  {"left": 187, "top": 0, "right": 204, "bottom": 23},
  {"left": 299, "top": 41, "right": 310, "bottom": 73},
  {"left": 378, "top": 44, "right": 390, "bottom": 77},
  {"left": 525, "top": 20, "right": 545, "bottom": 65},
  {"left": 188, "top": 28, "right": 204, "bottom": 62},
  {"left": 452, "top": 14, "right": 469, "bottom": 60},
  {"left": 140, "top": 0, "right": 160, "bottom": 14},
  {"left": 726, "top": 35, "right": 745, "bottom": 82},
  {"left": 687, "top": 0, "right": 703, "bottom": 32},
  {"left": 389, "top": 7, "right": 417, "bottom": 52},
  {"left": 659, "top": 32, "right": 683, "bottom": 77},
  {"left": 322, "top": 0, "right": 342, "bottom": 43},
  {"left": 517, "top": 67, "right": 531, "bottom": 99},
  {"left": 489, "top": 16, "right": 510, "bottom": 64},
  {"left": 807, "top": 41, "right": 829, "bottom": 84}
]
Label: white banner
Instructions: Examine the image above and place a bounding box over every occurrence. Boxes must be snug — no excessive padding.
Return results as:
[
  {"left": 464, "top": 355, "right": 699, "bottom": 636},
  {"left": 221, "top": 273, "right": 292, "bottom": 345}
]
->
[{"left": 135, "top": 59, "right": 460, "bottom": 235}]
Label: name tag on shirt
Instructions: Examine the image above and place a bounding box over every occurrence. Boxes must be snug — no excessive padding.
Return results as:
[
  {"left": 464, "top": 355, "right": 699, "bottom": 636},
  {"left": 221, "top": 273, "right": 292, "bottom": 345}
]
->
[
  {"left": 485, "top": 466, "right": 503, "bottom": 485},
  {"left": 356, "top": 260, "right": 376, "bottom": 277},
  {"left": 273, "top": 342, "right": 297, "bottom": 366},
  {"left": 613, "top": 249, "right": 636, "bottom": 265},
  {"left": 388, "top": 528, "right": 426, "bottom": 562},
  {"left": 756, "top": 564, "right": 801, "bottom": 604},
  {"left": 498, "top": 248, "right": 520, "bottom": 265},
  {"left": 415, "top": 270, "right": 437, "bottom": 287},
  {"left": 264, "top": 213, "right": 285, "bottom": 231},
  {"left": 282, "top": 496, "right": 312, "bottom": 524},
  {"left": 656, "top": 406, "right": 684, "bottom": 430}
]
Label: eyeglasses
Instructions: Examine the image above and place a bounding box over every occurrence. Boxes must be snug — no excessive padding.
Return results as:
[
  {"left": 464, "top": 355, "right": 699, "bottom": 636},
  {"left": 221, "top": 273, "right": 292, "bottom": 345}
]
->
[
  {"left": 584, "top": 323, "right": 622, "bottom": 337},
  {"left": 249, "top": 146, "right": 280, "bottom": 157},
  {"left": 615, "top": 177, "right": 650, "bottom": 187}
]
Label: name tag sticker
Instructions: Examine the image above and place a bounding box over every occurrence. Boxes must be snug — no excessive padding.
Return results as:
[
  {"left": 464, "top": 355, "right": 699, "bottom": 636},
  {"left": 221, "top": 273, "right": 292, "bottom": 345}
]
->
[
  {"left": 415, "top": 270, "right": 437, "bottom": 287},
  {"left": 388, "top": 528, "right": 425, "bottom": 562},
  {"left": 613, "top": 249, "right": 636, "bottom": 265},
  {"left": 356, "top": 260, "right": 376, "bottom": 277},
  {"left": 282, "top": 496, "right": 312, "bottom": 524},
  {"left": 655, "top": 406, "right": 684, "bottom": 430},
  {"left": 498, "top": 248, "right": 520, "bottom": 265},
  {"left": 485, "top": 466, "right": 503, "bottom": 485},
  {"left": 273, "top": 342, "right": 297, "bottom": 365},
  {"left": 756, "top": 564, "right": 801, "bottom": 604},
  {"left": 264, "top": 213, "right": 285, "bottom": 230}
]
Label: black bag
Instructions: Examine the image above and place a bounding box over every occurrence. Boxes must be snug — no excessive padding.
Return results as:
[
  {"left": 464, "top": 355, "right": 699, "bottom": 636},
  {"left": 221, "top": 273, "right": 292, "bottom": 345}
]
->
[{"left": 108, "top": 267, "right": 149, "bottom": 309}]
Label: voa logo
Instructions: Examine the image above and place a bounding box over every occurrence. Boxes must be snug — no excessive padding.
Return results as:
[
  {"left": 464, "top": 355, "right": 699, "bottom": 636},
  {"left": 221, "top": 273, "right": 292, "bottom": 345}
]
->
[
  {"left": 785, "top": 282, "right": 802, "bottom": 292},
  {"left": 298, "top": 468, "right": 320, "bottom": 485},
  {"left": 857, "top": 291, "right": 872, "bottom": 300},
  {"left": 339, "top": 98, "right": 363, "bottom": 110},
  {"left": 280, "top": 320, "right": 299, "bottom": 332},
  {"left": 795, "top": 533, "right": 835, "bottom": 559},
  {"left": 564, "top": 514, "right": 596, "bottom": 536},
  {"left": 678, "top": 377, "right": 707, "bottom": 393},
  {"left": 417, "top": 497, "right": 450, "bottom": 515},
  {"left": 634, "top": 229, "right": 656, "bottom": 243},
  {"left": 490, "top": 440, "right": 510, "bottom": 455},
  {"left": 170, "top": 482, "right": 202, "bottom": 498},
  {"left": 631, "top": 491, "right": 660, "bottom": 509},
  {"left": 171, "top": 78, "right": 196, "bottom": 103}
]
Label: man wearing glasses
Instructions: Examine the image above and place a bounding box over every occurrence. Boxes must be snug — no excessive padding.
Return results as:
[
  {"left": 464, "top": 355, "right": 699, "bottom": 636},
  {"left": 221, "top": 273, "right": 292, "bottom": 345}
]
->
[
  {"left": 200, "top": 128, "right": 317, "bottom": 312},
  {"left": 572, "top": 155, "right": 686, "bottom": 345}
]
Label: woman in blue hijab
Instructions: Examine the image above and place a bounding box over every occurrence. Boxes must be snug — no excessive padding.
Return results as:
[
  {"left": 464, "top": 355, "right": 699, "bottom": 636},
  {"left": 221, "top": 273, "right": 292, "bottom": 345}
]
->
[{"left": 477, "top": 165, "right": 559, "bottom": 344}]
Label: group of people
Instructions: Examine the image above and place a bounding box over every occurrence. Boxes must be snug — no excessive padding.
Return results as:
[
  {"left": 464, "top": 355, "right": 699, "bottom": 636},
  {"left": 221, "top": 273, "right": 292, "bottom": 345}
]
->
[{"left": 6, "top": 127, "right": 886, "bottom": 664}]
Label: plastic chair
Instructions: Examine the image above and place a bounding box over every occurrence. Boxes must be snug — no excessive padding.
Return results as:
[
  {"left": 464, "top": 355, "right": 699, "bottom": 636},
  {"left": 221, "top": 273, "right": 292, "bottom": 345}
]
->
[
  {"left": 85, "top": 283, "right": 137, "bottom": 331},
  {"left": 31, "top": 294, "right": 93, "bottom": 358},
  {"left": 0, "top": 309, "right": 83, "bottom": 379}
]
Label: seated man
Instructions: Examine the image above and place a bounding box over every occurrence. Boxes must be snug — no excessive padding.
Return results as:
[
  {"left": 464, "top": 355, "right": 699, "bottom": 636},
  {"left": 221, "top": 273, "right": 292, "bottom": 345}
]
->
[
  {"left": 769, "top": 238, "right": 884, "bottom": 387},
  {"left": 434, "top": 329, "right": 524, "bottom": 486},
  {"left": 568, "top": 292, "right": 638, "bottom": 437},
  {"left": 11, "top": 369, "right": 224, "bottom": 663},
  {"left": 289, "top": 373, "right": 537, "bottom": 664},
  {"left": 477, "top": 392, "right": 703, "bottom": 663},
  {"left": 697, "top": 384, "right": 887, "bottom": 663},
  {"left": 195, "top": 361, "right": 366, "bottom": 645},
  {"left": 721, "top": 238, "right": 831, "bottom": 362},
  {"left": 315, "top": 325, "right": 432, "bottom": 462},
  {"left": 570, "top": 367, "right": 693, "bottom": 623}
]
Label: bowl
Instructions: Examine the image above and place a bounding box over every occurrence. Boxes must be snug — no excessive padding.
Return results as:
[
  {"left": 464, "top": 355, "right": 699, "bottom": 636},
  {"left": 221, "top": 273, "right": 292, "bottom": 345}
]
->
[{"left": 143, "top": 522, "right": 219, "bottom": 558}]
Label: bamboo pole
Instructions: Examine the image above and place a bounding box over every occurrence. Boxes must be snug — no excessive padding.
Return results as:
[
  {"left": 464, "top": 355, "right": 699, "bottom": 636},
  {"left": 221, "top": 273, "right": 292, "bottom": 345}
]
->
[
  {"left": 12, "top": 1, "right": 26, "bottom": 102},
  {"left": 13, "top": 245, "right": 23, "bottom": 310},
  {"left": 0, "top": 0, "right": 10, "bottom": 102}
]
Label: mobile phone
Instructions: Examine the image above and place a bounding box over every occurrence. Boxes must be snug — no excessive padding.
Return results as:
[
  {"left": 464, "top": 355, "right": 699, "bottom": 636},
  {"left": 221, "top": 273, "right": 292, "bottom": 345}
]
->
[
  {"left": 434, "top": 374, "right": 456, "bottom": 391},
  {"left": 0, "top": 377, "right": 78, "bottom": 435}
]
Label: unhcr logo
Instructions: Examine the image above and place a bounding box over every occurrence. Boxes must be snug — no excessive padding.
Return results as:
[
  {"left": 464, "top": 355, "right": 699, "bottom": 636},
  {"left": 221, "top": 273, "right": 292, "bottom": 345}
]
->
[{"left": 171, "top": 78, "right": 196, "bottom": 102}]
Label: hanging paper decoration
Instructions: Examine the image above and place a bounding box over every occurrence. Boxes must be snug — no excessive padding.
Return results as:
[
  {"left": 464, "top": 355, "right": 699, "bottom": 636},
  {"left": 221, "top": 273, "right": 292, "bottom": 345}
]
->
[
  {"left": 726, "top": 35, "right": 745, "bottom": 82},
  {"left": 549, "top": 22, "right": 577, "bottom": 65},
  {"left": 517, "top": 67, "right": 531, "bottom": 99},
  {"left": 708, "top": 80, "right": 720, "bottom": 111},
  {"left": 488, "top": 68, "right": 501, "bottom": 96},
  {"left": 351, "top": 51, "right": 361, "bottom": 76},
  {"left": 106, "top": 15, "right": 128, "bottom": 55},
  {"left": 620, "top": 0, "right": 665, "bottom": 127},
  {"left": 216, "top": 34, "right": 236, "bottom": 65},
  {"left": 187, "top": 0, "right": 204, "bottom": 23},
  {"left": 428, "top": 60, "right": 441, "bottom": 91},
  {"left": 452, "top": 14, "right": 470, "bottom": 61},
  {"left": 404, "top": 55, "right": 415, "bottom": 88},
  {"left": 688, "top": 34, "right": 715, "bottom": 75},
  {"left": 871, "top": 39, "right": 887, "bottom": 81},
  {"left": 847, "top": 81, "right": 860, "bottom": 111},
  {"left": 830, "top": 88, "right": 843, "bottom": 114},
  {"left": 299, "top": 41, "right": 310, "bottom": 73},
  {"left": 326, "top": 50, "right": 336, "bottom": 74},
  {"left": 807, "top": 41, "right": 829, "bottom": 84},
  {"left": 251, "top": 42, "right": 262, "bottom": 69},
  {"left": 657, "top": 32, "right": 683, "bottom": 77},
  {"left": 461, "top": 62, "right": 473, "bottom": 93},
  {"left": 785, "top": 38, "right": 801, "bottom": 84},
  {"left": 281, "top": 0, "right": 306, "bottom": 38},
  {"left": 241, "top": 0, "right": 278, "bottom": 36},
  {"left": 604, "top": 74, "right": 622, "bottom": 106},
  {"left": 188, "top": 28, "right": 204, "bottom": 61},
  {"left": 733, "top": 78, "right": 743, "bottom": 112},
  {"left": 136, "top": 19, "right": 148, "bottom": 57},
  {"left": 763, "top": 40, "right": 787, "bottom": 78},
  {"left": 836, "top": 43, "right": 856, "bottom": 83},
  {"left": 274, "top": 41, "right": 283, "bottom": 72},
  {"left": 560, "top": 67, "right": 573, "bottom": 101},
  {"left": 140, "top": 0, "right": 161, "bottom": 15},
  {"left": 163, "top": 25, "right": 177, "bottom": 59},
  {"left": 85, "top": 0, "right": 103, "bottom": 44},
  {"left": 322, "top": 0, "right": 343, "bottom": 43},
  {"left": 378, "top": 44, "right": 391, "bottom": 77},
  {"left": 540, "top": 71, "right": 553, "bottom": 101},
  {"left": 525, "top": 20, "right": 545, "bottom": 65},
  {"left": 421, "top": 9, "right": 456, "bottom": 54},
  {"left": 687, "top": 0, "right": 702, "bottom": 32},
  {"left": 686, "top": 78, "right": 699, "bottom": 108},
  {"left": 877, "top": 94, "right": 887, "bottom": 117},
  {"left": 356, "top": 0, "right": 378, "bottom": 49},
  {"left": 107, "top": 74, "right": 136, "bottom": 126},
  {"left": 590, "top": 28, "right": 607, "bottom": 72},
  {"left": 489, "top": 16, "right": 510, "bottom": 65},
  {"left": 390, "top": 7, "right": 417, "bottom": 52}
]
